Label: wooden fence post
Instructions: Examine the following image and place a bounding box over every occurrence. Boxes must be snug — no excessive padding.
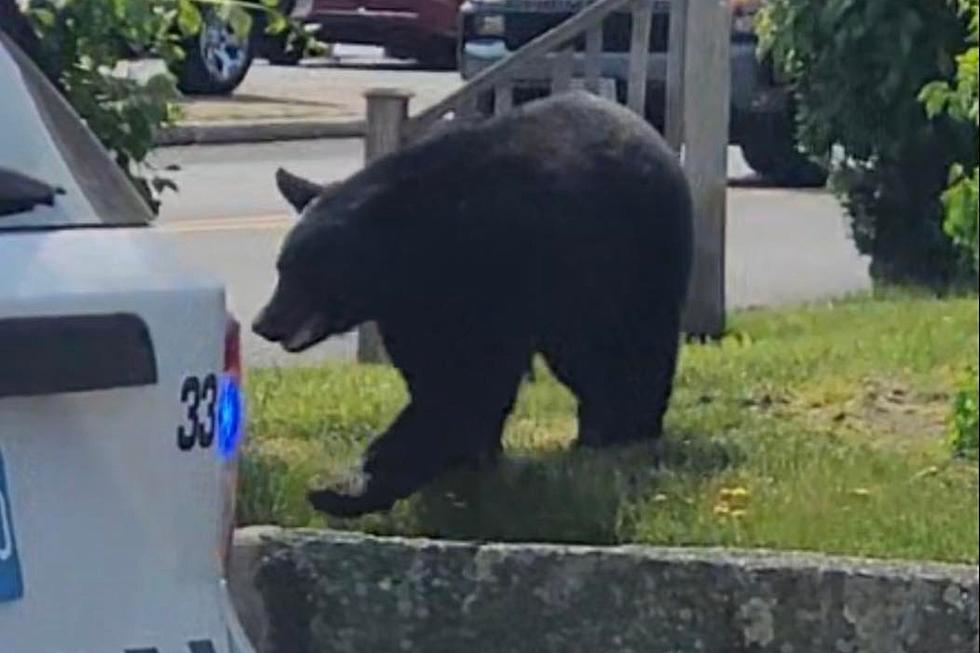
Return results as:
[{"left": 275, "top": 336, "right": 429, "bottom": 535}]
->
[
  {"left": 627, "top": 0, "right": 653, "bottom": 116},
  {"left": 358, "top": 88, "right": 412, "bottom": 363},
  {"left": 665, "top": 0, "right": 688, "bottom": 151},
  {"left": 551, "top": 47, "right": 575, "bottom": 94},
  {"left": 584, "top": 26, "right": 603, "bottom": 92},
  {"left": 680, "top": 0, "right": 730, "bottom": 338}
]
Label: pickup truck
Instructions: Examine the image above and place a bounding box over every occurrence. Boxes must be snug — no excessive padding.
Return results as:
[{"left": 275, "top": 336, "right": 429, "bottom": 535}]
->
[{"left": 458, "top": 0, "right": 826, "bottom": 186}]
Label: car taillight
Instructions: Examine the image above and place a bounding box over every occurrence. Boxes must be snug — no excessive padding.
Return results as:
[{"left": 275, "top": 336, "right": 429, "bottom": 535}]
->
[
  {"left": 224, "top": 316, "right": 242, "bottom": 383},
  {"left": 218, "top": 314, "right": 245, "bottom": 573}
]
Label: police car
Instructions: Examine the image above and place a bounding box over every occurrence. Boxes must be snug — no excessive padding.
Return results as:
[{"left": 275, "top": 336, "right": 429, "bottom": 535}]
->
[{"left": 0, "top": 32, "right": 254, "bottom": 653}]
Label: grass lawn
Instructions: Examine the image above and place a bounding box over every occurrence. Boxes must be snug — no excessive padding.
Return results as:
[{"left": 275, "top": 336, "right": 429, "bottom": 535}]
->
[{"left": 238, "top": 293, "right": 979, "bottom": 564}]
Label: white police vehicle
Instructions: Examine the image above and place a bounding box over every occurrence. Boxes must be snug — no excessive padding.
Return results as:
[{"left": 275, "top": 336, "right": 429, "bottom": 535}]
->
[{"left": 0, "top": 32, "right": 254, "bottom": 653}]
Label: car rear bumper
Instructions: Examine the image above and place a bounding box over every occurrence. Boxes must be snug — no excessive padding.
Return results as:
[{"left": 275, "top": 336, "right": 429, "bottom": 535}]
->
[{"left": 0, "top": 228, "right": 246, "bottom": 653}]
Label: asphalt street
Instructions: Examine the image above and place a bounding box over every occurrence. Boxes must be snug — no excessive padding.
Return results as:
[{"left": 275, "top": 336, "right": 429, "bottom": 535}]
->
[{"left": 152, "top": 139, "right": 870, "bottom": 368}]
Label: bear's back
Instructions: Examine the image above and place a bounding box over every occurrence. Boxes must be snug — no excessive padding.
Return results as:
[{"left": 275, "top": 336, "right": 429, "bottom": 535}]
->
[{"left": 347, "top": 92, "right": 692, "bottom": 294}]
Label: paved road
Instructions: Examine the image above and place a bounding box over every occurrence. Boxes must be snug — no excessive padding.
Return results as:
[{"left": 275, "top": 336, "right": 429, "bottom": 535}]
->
[
  {"left": 152, "top": 139, "right": 870, "bottom": 368},
  {"left": 138, "top": 46, "right": 463, "bottom": 124}
]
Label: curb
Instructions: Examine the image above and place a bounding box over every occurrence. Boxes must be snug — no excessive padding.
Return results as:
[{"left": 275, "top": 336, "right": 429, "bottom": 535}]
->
[
  {"left": 155, "top": 119, "right": 366, "bottom": 146},
  {"left": 231, "top": 528, "right": 980, "bottom": 653}
]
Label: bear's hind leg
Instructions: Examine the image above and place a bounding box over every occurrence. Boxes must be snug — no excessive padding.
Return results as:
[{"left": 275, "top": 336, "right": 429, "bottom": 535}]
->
[{"left": 542, "top": 325, "right": 680, "bottom": 458}]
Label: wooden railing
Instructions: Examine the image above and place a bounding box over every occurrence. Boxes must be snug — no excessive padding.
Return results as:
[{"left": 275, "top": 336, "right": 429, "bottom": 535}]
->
[
  {"left": 408, "top": 0, "right": 662, "bottom": 137},
  {"left": 357, "top": 0, "right": 731, "bottom": 362}
]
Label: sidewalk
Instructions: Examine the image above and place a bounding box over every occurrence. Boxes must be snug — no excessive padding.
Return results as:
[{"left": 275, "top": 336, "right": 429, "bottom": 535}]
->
[{"left": 158, "top": 54, "right": 462, "bottom": 145}]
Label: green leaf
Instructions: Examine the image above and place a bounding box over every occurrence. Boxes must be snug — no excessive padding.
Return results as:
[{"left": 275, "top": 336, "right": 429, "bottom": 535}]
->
[
  {"left": 265, "top": 12, "right": 288, "bottom": 34},
  {"left": 228, "top": 6, "right": 253, "bottom": 40},
  {"left": 919, "top": 81, "right": 951, "bottom": 118},
  {"left": 30, "top": 8, "right": 56, "bottom": 27},
  {"left": 177, "top": 0, "right": 203, "bottom": 36}
]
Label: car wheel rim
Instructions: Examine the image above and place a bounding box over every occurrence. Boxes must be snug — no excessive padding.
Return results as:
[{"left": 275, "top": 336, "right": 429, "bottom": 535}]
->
[{"left": 199, "top": 16, "right": 249, "bottom": 82}]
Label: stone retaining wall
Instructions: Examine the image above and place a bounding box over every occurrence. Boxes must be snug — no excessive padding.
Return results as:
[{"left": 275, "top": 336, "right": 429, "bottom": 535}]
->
[{"left": 229, "top": 527, "right": 979, "bottom": 653}]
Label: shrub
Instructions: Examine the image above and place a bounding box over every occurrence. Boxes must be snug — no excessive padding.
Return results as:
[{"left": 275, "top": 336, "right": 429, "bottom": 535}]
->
[
  {"left": 19, "top": 1, "right": 248, "bottom": 211},
  {"left": 758, "top": 0, "right": 978, "bottom": 289},
  {"left": 949, "top": 366, "right": 979, "bottom": 458},
  {"left": 7, "top": 0, "right": 303, "bottom": 212},
  {"left": 921, "top": 0, "right": 979, "bottom": 272}
]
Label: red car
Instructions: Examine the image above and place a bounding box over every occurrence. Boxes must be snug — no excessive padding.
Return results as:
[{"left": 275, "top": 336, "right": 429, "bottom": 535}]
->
[{"left": 290, "top": 0, "right": 462, "bottom": 67}]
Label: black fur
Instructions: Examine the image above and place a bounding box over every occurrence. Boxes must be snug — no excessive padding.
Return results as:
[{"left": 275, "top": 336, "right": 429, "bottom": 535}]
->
[{"left": 254, "top": 92, "right": 693, "bottom": 517}]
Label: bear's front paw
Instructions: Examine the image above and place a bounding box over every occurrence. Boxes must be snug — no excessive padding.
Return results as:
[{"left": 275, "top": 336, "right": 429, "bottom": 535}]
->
[
  {"left": 307, "top": 469, "right": 400, "bottom": 517},
  {"left": 307, "top": 488, "right": 397, "bottom": 517}
]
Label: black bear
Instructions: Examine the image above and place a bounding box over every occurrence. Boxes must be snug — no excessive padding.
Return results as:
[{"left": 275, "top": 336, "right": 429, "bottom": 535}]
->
[{"left": 253, "top": 92, "right": 693, "bottom": 517}]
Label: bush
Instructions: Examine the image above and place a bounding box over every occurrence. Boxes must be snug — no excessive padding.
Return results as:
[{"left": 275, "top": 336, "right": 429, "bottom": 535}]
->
[
  {"left": 7, "top": 0, "right": 303, "bottom": 212},
  {"left": 19, "top": 1, "right": 251, "bottom": 211},
  {"left": 949, "top": 366, "right": 979, "bottom": 458},
  {"left": 758, "top": 0, "right": 978, "bottom": 289},
  {"left": 921, "top": 0, "right": 980, "bottom": 272}
]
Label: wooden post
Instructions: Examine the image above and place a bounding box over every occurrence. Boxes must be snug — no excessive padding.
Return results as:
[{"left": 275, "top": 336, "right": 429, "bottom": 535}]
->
[
  {"left": 359, "top": 88, "right": 412, "bottom": 363},
  {"left": 571, "top": 76, "right": 618, "bottom": 101},
  {"left": 494, "top": 82, "right": 514, "bottom": 115},
  {"left": 665, "top": 0, "right": 688, "bottom": 151},
  {"left": 584, "top": 26, "right": 603, "bottom": 93},
  {"left": 457, "top": 92, "right": 480, "bottom": 121},
  {"left": 680, "top": 0, "right": 730, "bottom": 337},
  {"left": 627, "top": 0, "right": 653, "bottom": 116},
  {"left": 551, "top": 47, "right": 575, "bottom": 94}
]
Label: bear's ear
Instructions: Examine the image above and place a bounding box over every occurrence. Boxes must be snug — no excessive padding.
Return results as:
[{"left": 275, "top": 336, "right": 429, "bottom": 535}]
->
[{"left": 276, "top": 168, "right": 325, "bottom": 212}]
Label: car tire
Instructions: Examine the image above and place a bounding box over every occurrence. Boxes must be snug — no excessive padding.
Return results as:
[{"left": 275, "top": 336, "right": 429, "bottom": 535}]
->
[
  {"left": 740, "top": 109, "right": 828, "bottom": 188},
  {"left": 172, "top": 9, "right": 255, "bottom": 96}
]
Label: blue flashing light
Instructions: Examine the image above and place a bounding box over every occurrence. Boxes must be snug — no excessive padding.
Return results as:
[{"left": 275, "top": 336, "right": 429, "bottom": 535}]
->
[{"left": 217, "top": 374, "right": 244, "bottom": 461}]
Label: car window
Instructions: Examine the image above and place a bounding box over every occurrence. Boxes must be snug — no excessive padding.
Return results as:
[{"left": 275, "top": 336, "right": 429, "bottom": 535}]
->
[{"left": 0, "top": 32, "right": 153, "bottom": 230}]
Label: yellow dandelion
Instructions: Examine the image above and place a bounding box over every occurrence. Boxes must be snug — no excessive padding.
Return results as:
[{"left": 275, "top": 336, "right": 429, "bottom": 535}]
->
[
  {"left": 850, "top": 488, "right": 872, "bottom": 498},
  {"left": 729, "top": 509, "right": 748, "bottom": 519},
  {"left": 727, "top": 487, "right": 750, "bottom": 500},
  {"left": 713, "top": 504, "right": 731, "bottom": 517}
]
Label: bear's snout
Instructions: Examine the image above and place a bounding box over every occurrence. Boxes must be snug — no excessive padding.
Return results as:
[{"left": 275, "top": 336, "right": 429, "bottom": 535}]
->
[
  {"left": 251, "top": 306, "right": 282, "bottom": 342},
  {"left": 252, "top": 289, "right": 335, "bottom": 354}
]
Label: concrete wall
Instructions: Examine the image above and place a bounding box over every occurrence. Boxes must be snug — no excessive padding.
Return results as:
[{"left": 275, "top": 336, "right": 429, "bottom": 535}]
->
[{"left": 229, "top": 527, "right": 979, "bottom": 653}]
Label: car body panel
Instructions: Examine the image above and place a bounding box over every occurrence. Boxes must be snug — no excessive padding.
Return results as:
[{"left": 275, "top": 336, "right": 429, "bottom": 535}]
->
[
  {"left": 294, "top": 0, "right": 463, "bottom": 53},
  {"left": 0, "top": 229, "right": 241, "bottom": 653},
  {"left": 0, "top": 30, "right": 255, "bottom": 653}
]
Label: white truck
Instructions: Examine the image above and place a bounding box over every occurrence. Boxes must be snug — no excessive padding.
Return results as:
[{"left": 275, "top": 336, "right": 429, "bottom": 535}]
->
[{"left": 0, "top": 31, "right": 255, "bottom": 653}]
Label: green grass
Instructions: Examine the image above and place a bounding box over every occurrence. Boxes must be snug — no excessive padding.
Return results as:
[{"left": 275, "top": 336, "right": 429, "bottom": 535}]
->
[{"left": 238, "top": 293, "right": 979, "bottom": 563}]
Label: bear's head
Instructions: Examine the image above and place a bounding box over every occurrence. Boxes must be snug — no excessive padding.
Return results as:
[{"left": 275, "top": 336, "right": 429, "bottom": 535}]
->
[{"left": 253, "top": 168, "right": 373, "bottom": 353}]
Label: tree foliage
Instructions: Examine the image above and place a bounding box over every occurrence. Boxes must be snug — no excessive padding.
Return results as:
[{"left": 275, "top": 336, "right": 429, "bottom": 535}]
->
[
  {"left": 921, "top": 0, "right": 979, "bottom": 272},
  {"left": 758, "top": 0, "right": 978, "bottom": 288},
  {"left": 3, "top": 0, "right": 300, "bottom": 212}
]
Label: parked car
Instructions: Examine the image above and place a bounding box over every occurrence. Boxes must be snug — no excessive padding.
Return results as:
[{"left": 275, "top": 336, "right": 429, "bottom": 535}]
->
[
  {"left": 0, "top": 31, "right": 254, "bottom": 652},
  {"left": 458, "top": 0, "right": 827, "bottom": 186},
  {"left": 290, "top": 0, "right": 463, "bottom": 68},
  {"left": 171, "top": 0, "right": 311, "bottom": 95}
]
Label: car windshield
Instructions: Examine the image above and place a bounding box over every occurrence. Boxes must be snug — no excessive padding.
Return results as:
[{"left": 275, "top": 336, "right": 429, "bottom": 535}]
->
[{"left": 0, "top": 32, "right": 152, "bottom": 230}]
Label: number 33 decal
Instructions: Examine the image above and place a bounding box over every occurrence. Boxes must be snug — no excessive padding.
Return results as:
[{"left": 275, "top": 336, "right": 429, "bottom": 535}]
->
[{"left": 178, "top": 374, "right": 218, "bottom": 451}]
